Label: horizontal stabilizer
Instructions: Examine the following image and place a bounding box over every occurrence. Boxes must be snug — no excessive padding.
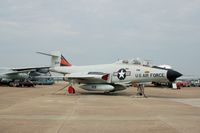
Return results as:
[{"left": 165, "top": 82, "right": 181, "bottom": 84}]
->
[
  {"left": 36, "top": 52, "right": 60, "bottom": 57},
  {"left": 37, "top": 51, "right": 62, "bottom": 67}
]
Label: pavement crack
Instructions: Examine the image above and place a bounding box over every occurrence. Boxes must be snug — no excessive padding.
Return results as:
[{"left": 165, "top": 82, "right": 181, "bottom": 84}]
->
[{"left": 56, "top": 96, "right": 80, "bottom": 133}]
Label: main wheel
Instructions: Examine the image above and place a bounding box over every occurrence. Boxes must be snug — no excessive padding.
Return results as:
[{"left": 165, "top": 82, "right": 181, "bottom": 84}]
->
[{"left": 68, "top": 86, "right": 75, "bottom": 94}]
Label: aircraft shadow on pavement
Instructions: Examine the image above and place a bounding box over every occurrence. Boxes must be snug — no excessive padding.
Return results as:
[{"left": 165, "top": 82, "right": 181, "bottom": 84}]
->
[
  {"left": 78, "top": 91, "right": 132, "bottom": 96},
  {"left": 51, "top": 91, "right": 132, "bottom": 96}
]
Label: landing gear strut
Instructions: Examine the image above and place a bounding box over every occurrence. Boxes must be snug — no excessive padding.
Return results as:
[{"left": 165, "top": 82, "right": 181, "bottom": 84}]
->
[
  {"left": 52, "top": 82, "right": 75, "bottom": 95},
  {"left": 136, "top": 84, "right": 147, "bottom": 98}
]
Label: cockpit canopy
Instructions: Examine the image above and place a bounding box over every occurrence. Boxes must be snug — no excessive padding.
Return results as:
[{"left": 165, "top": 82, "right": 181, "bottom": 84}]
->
[{"left": 114, "top": 58, "right": 151, "bottom": 66}]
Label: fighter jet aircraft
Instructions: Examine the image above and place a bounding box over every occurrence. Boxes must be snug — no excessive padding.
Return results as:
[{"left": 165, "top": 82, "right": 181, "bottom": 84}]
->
[{"left": 38, "top": 51, "right": 182, "bottom": 94}]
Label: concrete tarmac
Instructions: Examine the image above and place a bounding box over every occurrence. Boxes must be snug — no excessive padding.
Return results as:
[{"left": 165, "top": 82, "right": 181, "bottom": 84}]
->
[{"left": 0, "top": 83, "right": 200, "bottom": 133}]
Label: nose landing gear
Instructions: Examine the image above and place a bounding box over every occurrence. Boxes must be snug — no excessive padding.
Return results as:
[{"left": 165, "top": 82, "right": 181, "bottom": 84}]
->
[{"left": 136, "top": 84, "right": 147, "bottom": 98}]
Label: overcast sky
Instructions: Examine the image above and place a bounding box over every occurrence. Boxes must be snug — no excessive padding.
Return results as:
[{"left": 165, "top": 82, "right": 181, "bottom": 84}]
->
[{"left": 0, "top": 0, "right": 199, "bottom": 77}]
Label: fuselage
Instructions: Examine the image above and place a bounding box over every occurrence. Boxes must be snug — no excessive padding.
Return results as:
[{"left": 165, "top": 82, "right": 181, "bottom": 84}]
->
[{"left": 50, "top": 63, "right": 173, "bottom": 84}]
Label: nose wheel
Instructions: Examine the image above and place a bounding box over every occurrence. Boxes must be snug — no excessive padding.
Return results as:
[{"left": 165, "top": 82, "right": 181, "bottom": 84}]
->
[{"left": 67, "top": 86, "right": 75, "bottom": 94}]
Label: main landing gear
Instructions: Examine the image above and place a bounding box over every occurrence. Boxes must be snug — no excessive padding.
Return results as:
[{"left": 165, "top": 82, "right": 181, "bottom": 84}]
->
[
  {"left": 52, "top": 83, "right": 76, "bottom": 95},
  {"left": 67, "top": 86, "right": 75, "bottom": 94}
]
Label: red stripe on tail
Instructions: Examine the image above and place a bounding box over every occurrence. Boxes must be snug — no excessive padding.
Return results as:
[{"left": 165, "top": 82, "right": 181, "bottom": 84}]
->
[{"left": 60, "top": 55, "right": 72, "bottom": 66}]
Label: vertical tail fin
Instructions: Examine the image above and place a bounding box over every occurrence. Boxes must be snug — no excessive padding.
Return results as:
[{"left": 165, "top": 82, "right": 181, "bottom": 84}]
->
[{"left": 37, "top": 51, "right": 72, "bottom": 67}]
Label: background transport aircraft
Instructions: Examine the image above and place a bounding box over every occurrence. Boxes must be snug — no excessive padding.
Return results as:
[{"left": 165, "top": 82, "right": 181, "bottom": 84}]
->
[
  {"left": 0, "top": 67, "right": 49, "bottom": 86},
  {"left": 0, "top": 68, "right": 30, "bottom": 86},
  {"left": 38, "top": 51, "right": 182, "bottom": 94}
]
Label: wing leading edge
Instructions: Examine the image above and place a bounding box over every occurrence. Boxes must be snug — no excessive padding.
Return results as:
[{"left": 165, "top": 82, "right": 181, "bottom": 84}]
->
[{"left": 64, "top": 72, "right": 110, "bottom": 84}]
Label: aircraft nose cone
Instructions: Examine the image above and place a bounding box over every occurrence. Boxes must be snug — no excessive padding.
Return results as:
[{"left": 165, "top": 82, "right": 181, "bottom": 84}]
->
[{"left": 167, "top": 69, "right": 182, "bottom": 82}]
